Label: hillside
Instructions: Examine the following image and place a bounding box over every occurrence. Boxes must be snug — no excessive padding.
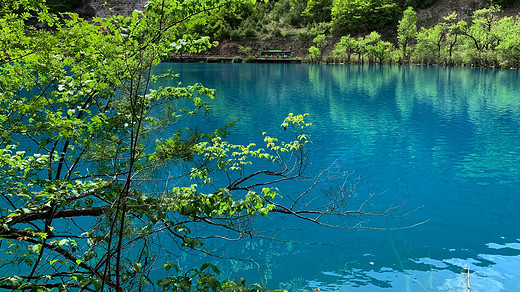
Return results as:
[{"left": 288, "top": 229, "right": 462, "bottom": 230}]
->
[
  {"left": 417, "top": 0, "right": 488, "bottom": 27},
  {"left": 204, "top": 0, "right": 519, "bottom": 59},
  {"left": 80, "top": 0, "right": 520, "bottom": 60},
  {"left": 417, "top": 0, "right": 520, "bottom": 26}
]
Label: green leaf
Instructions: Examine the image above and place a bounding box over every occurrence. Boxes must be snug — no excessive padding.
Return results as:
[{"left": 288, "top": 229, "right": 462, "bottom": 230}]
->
[
  {"left": 83, "top": 250, "right": 97, "bottom": 261},
  {"left": 157, "top": 278, "right": 172, "bottom": 290},
  {"left": 27, "top": 244, "right": 41, "bottom": 254},
  {"left": 134, "top": 262, "right": 142, "bottom": 272},
  {"left": 92, "top": 278, "right": 102, "bottom": 291},
  {"left": 163, "top": 263, "right": 178, "bottom": 272}
]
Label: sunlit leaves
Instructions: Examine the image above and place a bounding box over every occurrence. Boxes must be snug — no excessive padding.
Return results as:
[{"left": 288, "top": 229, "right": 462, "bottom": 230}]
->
[
  {"left": 332, "top": 34, "right": 358, "bottom": 62},
  {"left": 281, "top": 113, "right": 311, "bottom": 130},
  {"left": 27, "top": 243, "right": 41, "bottom": 254},
  {"left": 193, "top": 136, "right": 279, "bottom": 171},
  {"left": 0, "top": 0, "right": 314, "bottom": 291},
  {"left": 161, "top": 184, "right": 280, "bottom": 219},
  {"left": 408, "top": 5, "right": 520, "bottom": 67},
  {"left": 157, "top": 262, "right": 271, "bottom": 292},
  {"left": 170, "top": 35, "right": 218, "bottom": 55},
  {"left": 331, "top": 0, "right": 400, "bottom": 36},
  {"left": 397, "top": 6, "right": 417, "bottom": 62}
]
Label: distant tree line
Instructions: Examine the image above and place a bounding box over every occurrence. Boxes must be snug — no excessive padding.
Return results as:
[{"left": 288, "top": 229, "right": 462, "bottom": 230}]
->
[{"left": 328, "top": 5, "right": 520, "bottom": 68}]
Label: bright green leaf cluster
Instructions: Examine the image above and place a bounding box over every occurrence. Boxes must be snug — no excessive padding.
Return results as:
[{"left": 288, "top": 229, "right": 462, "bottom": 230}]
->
[{"left": 0, "top": 1, "right": 316, "bottom": 291}]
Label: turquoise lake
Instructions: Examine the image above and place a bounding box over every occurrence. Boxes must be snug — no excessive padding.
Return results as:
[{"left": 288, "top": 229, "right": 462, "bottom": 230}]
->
[{"left": 153, "top": 63, "right": 520, "bottom": 292}]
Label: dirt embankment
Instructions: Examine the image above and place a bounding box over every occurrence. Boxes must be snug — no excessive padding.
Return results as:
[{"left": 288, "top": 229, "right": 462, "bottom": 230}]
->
[{"left": 205, "top": 36, "right": 313, "bottom": 59}]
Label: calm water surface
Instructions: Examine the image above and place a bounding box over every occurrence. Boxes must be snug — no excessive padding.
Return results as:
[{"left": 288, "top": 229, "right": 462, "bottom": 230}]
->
[{"left": 154, "top": 63, "right": 520, "bottom": 291}]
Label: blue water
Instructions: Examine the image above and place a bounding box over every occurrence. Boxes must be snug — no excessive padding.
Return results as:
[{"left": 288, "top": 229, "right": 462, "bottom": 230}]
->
[{"left": 153, "top": 63, "right": 520, "bottom": 291}]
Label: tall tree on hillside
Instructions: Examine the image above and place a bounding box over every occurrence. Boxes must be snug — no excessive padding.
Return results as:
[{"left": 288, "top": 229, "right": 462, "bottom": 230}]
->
[
  {"left": 331, "top": 0, "right": 400, "bottom": 36},
  {"left": 414, "top": 21, "right": 446, "bottom": 64},
  {"left": 412, "top": 12, "right": 464, "bottom": 65},
  {"left": 451, "top": 5, "right": 503, "bottom": 66},
  {"left": 333, "top": 34, "right": 359, "bottom": 63},
  {"left": 397, "top": 6, "right": 417, "bottom": 63},
  {"left": 495, "top": 15, "right": 520, "bottom": 68},
  {"left": 461, "top": 5, "right": 502, "bottom": 53},
  {"left": 302, "top": 0, "right": 333, "bottom": 23},
  {"left": 442, "top": 13, "right": 466, "bottom": 64},
  {"left": 284, "top": 0, "right": 308, "bottom": 26},
  {"left": 361, "top": 31, "right": 393, "bottom": 64}
]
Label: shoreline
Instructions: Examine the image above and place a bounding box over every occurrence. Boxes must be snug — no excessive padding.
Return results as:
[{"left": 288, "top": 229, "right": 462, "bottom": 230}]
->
[
  {"left": 166, "top": 56, "right": 519, "bottom": 70},
  {"left": 167, "top": 56, "right": 302, "bottom": 63}
]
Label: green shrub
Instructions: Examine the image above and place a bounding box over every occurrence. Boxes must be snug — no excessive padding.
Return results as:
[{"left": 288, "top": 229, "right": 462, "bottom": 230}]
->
[
  {"left": 229, "top": 30, "right": 242, "bottom": 41},
  {"left": 206, "top": 57, "right": 221, "bottom": 63},
  {"left": 238, "top": 45, "right": 252, "bottom": 55},
  {"left": 244, "top": 28, "right": 256, "bottom": 38},
  {"left": 244, "top": 56, "right": 256, "bottom": 63},
  {"left": 216, "top": 27, "right": 231, "bottom": 40},
  {"left": 298, "top": 31, "right": 314, "bottom": 44},
  {"left": 271, "top": 27, "right": 282, "bottom": 38},
  {"left": 308, "top": 46, "right": 321, "bottom": 63},
  {"left": 232, "top": 56, "right": 243, "bottom": 63}
]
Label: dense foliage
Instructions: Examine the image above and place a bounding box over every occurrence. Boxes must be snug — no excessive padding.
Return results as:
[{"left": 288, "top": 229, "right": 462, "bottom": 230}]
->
[
  {"left": 410, "top": 5, "right": 520, "bottom": 67},
  {"left": 325, "top": 4, "right": 520, "bottom": 68},
  {"left": 0, "top": 0, "right": 407, "bottom": 291},
  {"left": 174, "top": 0, "right": 438, "bottom": 42},
  {"left": 331, "top": 0, "right": 401, "bottom": 36}
]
